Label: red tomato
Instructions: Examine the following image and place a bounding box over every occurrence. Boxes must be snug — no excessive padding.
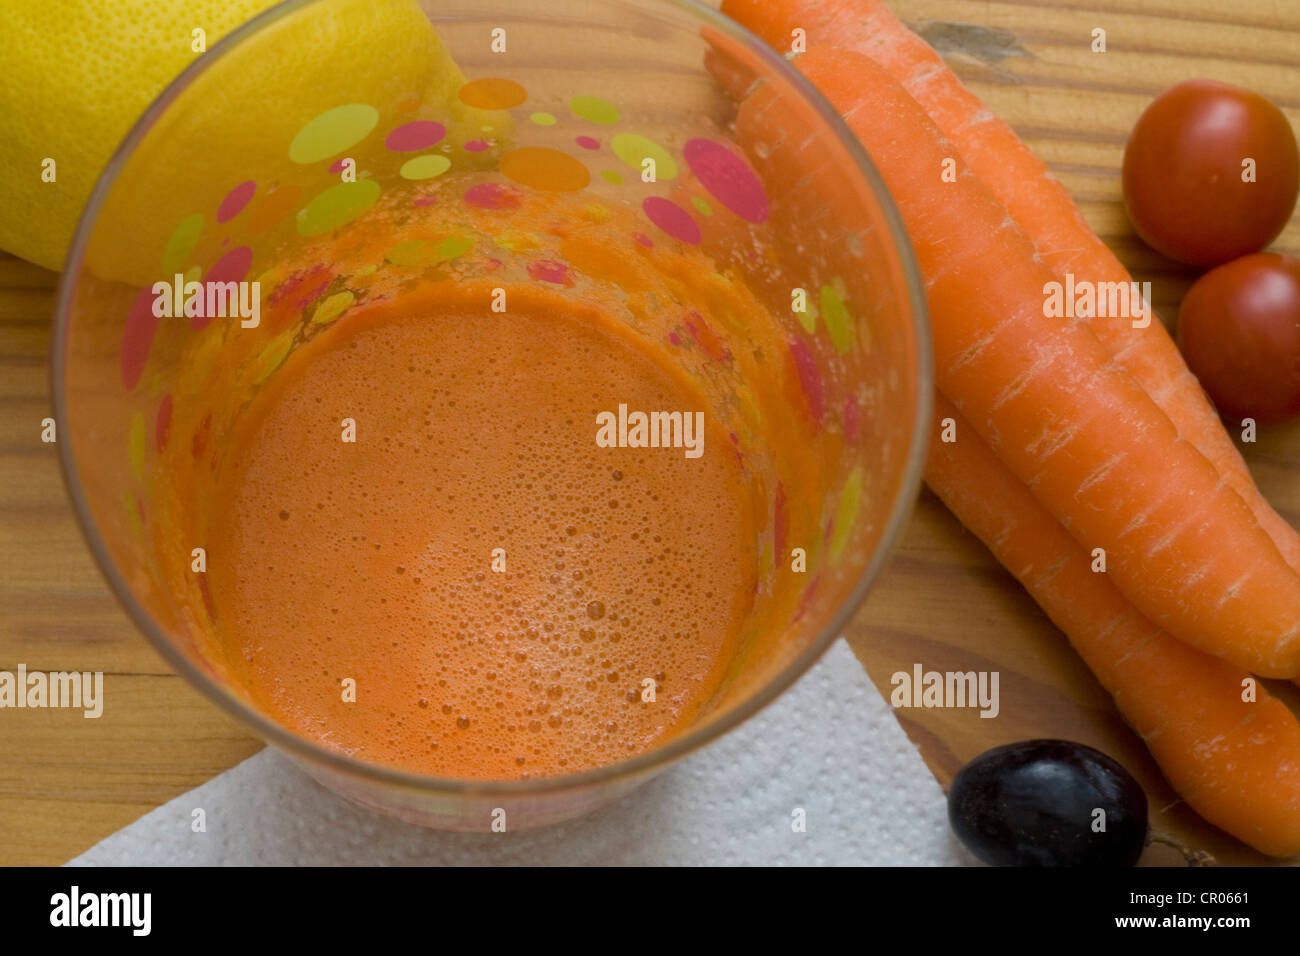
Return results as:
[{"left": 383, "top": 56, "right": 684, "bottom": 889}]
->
[
  {"left": 1123, "top": 80, "right": 1299, "bottom": 267},
  {"left": 1177, "top": 253, "right": 1300, "bottom": 425}
]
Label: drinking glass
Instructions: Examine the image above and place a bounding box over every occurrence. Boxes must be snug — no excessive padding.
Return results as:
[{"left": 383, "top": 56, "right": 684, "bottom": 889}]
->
[{"left": 53, "top": 0, "right": 931, "bottom": 830}]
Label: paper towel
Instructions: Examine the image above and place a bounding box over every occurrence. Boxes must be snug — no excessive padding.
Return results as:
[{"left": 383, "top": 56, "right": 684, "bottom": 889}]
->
[{"left": 69, "top": 639, "right": 969, "bottom": 865}]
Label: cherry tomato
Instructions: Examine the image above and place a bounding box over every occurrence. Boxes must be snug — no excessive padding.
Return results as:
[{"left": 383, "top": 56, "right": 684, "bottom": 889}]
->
[
  {"left": 1177, "top": 253, "right": 1300, "bottom": 425},
  {"left": 1123, "top": 80, "right": 1299, "bottom": 267}
]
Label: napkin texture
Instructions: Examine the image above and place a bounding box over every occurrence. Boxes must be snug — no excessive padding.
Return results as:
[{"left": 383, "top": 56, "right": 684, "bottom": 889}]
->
[{"left": 70, "top": 639, "right": 967, "bottom": 866}]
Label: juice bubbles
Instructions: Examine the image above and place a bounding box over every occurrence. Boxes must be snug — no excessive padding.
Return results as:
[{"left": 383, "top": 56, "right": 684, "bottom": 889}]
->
[
  {"left": 207, "top": 284, "right": 757, "bottom": 778},
  {"left": 140, "top": 175, "right": 862, "bottom": 783}
]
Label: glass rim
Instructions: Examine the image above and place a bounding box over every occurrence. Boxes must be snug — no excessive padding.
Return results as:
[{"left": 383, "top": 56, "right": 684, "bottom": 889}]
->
[{"left": 50, "top": 0, "right": 934, "bottom": 799}]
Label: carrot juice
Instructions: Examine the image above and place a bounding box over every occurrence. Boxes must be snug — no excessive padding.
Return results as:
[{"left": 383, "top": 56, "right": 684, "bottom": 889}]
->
[
  {"left": 205, "top": 284, "right": 757, "bottom": 779},
  {"left": 67, "top": 41, "right": 904, "bottom": 819},
  {"left": 137, "top": 170, "right": 860, "bottom": 785}
]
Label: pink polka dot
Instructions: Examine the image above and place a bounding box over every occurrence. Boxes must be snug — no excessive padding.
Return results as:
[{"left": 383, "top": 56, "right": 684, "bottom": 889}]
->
[
  {"left": 192, "top": 413, "right": 211, "bottom": 460},
  {"left": 156, "top": 394, "right": 173, "bottom": 452},
  {"left": 575, "top": 136, "right": 599, "bottom": 150},
  {"left": 464, "top": 139, "right": 489, "bottom": 152},
  {"left": 642, "top": 197, "right": 700, "bottom": 244},
  {"left": 197, "top": 573, "right": 217, "bottom": 622},
  {"left": 684, "top": 138, "right": 769, "bottom": 223},
  {"left": 413, "top": 194, "right": 438, "bottom": 207},
  {"left": 793, "top": 575, "right": 821, "bottom": 622},
  {"left": 328, "top": 158, "right": 348, "bottom": 174},
  {"left": 526, "top": 259, "right": 572, "bottom": 285},
  {"left": 385, "top": 120, "right": 447, "bottom": 152},
  {"left": 216, "top": 181, "right": 256, "bottom": 223},
  {"left": 789, "top": 338, "right": 824, "bottom": 421},
  {"left": 633, "top": 232, "right": 653, "bottom": 247},
  {"left": 685, "top": 311, "right": 730, "bottom": 362},
  {"left": 843, "top": 393, "right": 861, "bottom": 443},
  {"left": 464, "top": 182, "right": 522, "bottom": 210},
  {"left": 206, "top": 245, "right": 253, "bottom": 283},
  {"left": 120, "top": 287, "right": 158, "bottom": 391},
  {"left": 194, "top": 245, "right": 253, "bottom": 330}
]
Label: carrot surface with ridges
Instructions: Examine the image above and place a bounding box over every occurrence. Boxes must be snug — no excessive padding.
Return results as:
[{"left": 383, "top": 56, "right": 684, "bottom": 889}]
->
[
  {"left": 736, "top": 48, "right": 1300, "bottom": 675},
  {"left": 926, "top": 394, "right": 1300, "bottom": 857},
  {"left": 720, "top": 0, "right": 1300, "bottom": 574}
]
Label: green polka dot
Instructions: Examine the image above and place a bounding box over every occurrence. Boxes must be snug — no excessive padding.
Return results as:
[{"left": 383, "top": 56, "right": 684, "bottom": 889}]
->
[
  {"left": 183, "top": 264, "right": 202, "bottom": 284},
  {"left": 570, "top": 95, "right": 619, "bottom": 125},
  {"left": 611, "top": 133, "right": 677, "bottom": 180},
  {"left": 289, "top": 104, "right": 379, "bottom": 163},
  {"left": 254, "top": 333, "right": 295, "bottom": 383},
  {"left": 354, "top": 263, "right": 379, "bottom": 277},
  {"left": 400, "top": 154, "right": 452, "bottom": 180},
  {"left": 830, "top": 467, "right": 864, "bottom": 560},
  {"left": 162, "top": 213, "right": 203, "bottom": 275},
  {"left": 691, "top": 196, "right": 713, "bottom": 216},
  {"left": 494, "top": 232, "right": 538, "bottom": 252},
  {"left": 128, "top": 412, "right": 147, "bottom": 480},
  {"left": 820, "top": 283, "right": 854, "bottom": 354},
  {"left": 435, "top": 235, "right": 473, "bottom": 260},
  {"left": 296, "top": 180, "right": 381, "bottom": 237},
  {"left": 599, "top": 169, "right": 623, "bottom": 185},
  {"left": 123, "top": 491, "right": 142, "bottom": 541},
  {"left": 529, "top": 112, "right": 557, "bottom": 126},
  {"left": 386, "top": 240, "right": 426, "bottom": 266},
  {"left": 313, "top": 290, "right": 355, "bottom": 324}
]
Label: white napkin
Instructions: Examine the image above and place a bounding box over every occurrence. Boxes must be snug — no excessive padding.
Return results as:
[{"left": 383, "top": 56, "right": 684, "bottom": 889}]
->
[{"left": 69, "top": 639, "right": 967, "bottom": 865}]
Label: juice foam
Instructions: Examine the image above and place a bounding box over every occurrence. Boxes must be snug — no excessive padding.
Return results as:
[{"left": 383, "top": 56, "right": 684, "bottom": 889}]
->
[{"left": 208, "top": 285, "right": 757, "bottom": 778}]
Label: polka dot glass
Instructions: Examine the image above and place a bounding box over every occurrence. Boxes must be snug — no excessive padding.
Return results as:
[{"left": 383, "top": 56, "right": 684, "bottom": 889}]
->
[{"left": 54, "top": 0, "right": 929, "bottom": 831}]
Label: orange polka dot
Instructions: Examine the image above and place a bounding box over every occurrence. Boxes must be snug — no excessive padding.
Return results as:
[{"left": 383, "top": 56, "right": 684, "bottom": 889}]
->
[
  {"left": 500, "top": 147, "right": 590, "bottom": 192},
  {"left": 458, "top": 78, "right": 527, "bottom": 110},
  {"left": 395, "top": 94, "right": 421, "bottom": 113},
  {"left": 248, "top": 184, "right": 304, "bottom": 234}
]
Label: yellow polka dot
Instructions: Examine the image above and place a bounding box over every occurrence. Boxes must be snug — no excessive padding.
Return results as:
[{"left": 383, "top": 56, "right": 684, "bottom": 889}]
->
[
  {"left": 400, "top": 154, "right": 452, "bottom": 180},
  {"left": 313, "top": 290, "right": 355, "bottom": 324}
]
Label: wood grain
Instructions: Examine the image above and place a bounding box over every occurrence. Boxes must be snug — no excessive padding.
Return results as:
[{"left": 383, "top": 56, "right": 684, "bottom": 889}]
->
[
  {"left": 1, "top": 0, "right": 1297, "bottom": 865},
  {"left": 0, "top": 258, "right": 262, "bottom": 867}
]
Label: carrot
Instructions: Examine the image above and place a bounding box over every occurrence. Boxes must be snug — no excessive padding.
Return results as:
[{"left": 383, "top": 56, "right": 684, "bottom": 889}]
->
[
  {"left": 701, "top": 25, "right": 759, "bottom": 105},
  {"left": 720, "top": 0, "right": 1300, "bottom": 574},
  {"left": 736, "top": 48, "right": 1300, "bottom": 676},
  {"left": 926, "top": 393, "right": 1300, "bottom": 857}
]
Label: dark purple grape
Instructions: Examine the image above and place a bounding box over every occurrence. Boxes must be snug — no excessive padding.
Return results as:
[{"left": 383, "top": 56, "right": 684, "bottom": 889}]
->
[{"left": 948, "top": 739, "right": 1148, "bottom": 867}]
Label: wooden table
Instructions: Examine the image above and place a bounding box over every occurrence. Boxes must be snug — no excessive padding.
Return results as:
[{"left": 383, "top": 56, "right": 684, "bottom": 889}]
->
[{"left": 1, "top": 0, "right": 1297, "bottom": 865}]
